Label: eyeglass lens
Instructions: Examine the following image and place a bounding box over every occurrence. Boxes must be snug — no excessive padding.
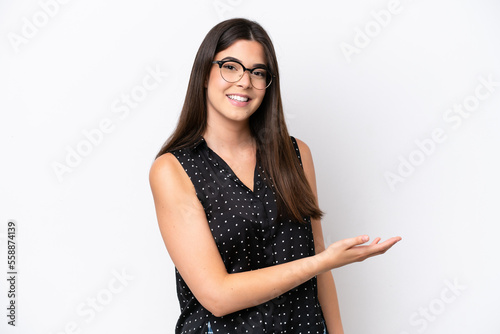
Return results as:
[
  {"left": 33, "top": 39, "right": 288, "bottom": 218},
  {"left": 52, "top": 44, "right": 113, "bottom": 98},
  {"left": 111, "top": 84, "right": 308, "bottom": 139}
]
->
[{"left": 220, "top": 62, "right": 271, "bottom": 89}]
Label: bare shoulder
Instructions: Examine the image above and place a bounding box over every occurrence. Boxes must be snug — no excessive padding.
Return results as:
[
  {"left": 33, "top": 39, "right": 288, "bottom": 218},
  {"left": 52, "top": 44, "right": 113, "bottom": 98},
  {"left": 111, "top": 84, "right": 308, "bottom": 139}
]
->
[
  {"left": 149, "top": 152, "right": 181, "bottom": 179},
  {"left": 149, "top": 152, "right": 196, "bottom": 200}
]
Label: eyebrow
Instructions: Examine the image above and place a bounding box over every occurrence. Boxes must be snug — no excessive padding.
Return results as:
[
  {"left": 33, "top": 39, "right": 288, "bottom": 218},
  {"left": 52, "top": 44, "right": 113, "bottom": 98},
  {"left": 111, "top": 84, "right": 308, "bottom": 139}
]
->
[{"left": 220, "top": 56, "right": 267, "bottom": 68}]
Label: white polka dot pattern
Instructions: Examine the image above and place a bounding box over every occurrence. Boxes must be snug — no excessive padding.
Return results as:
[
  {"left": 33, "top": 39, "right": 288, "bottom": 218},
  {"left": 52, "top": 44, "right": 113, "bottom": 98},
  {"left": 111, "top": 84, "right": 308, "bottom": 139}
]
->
[{"left": 169, "top": 136, "right": 327, "bottom": 333}]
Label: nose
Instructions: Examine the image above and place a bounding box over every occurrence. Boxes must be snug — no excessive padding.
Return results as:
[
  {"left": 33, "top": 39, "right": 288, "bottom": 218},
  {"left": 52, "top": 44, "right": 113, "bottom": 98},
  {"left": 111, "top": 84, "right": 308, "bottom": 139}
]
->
[{"left": 236, "top": 70, "right": 252, "bottom": 89}]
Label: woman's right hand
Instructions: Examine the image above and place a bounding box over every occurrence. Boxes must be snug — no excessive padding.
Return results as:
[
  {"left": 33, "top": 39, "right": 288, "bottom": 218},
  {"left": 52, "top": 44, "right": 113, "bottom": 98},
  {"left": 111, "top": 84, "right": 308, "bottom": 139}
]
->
[{"left": 320, "top": 235, "right": 402, "bottom": 270}]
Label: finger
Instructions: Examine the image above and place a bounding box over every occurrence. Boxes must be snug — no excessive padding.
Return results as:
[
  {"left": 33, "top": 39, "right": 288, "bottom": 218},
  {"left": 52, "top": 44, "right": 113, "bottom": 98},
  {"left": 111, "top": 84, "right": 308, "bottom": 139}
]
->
[
  {"left": 353, "top": 236, "right": 402, "bottom": 261},
  {"left": 381, "top": 236, "right": 402, "bottom": 245},
  {"left": 344, "top": 235, "right": 370, "bottom": 249},
  {"left": 372, "top": 237, "right": 402, "bottom": 253}
]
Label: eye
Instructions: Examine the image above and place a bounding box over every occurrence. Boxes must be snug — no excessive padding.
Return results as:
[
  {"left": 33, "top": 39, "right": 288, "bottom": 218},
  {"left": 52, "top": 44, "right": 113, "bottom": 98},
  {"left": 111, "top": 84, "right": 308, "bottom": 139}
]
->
[
  {"left": 252, "top": 69, "right": 267, "bottom": 78},
  {"left": 222, "top": 62, "right": 240, "bottom": 71}
]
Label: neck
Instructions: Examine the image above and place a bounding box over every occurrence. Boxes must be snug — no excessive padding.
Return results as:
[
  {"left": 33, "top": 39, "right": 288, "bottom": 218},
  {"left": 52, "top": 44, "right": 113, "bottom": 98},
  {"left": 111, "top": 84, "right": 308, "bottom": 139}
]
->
[{"left": 203, "top": 121, "right": 255, "bottom": 155}]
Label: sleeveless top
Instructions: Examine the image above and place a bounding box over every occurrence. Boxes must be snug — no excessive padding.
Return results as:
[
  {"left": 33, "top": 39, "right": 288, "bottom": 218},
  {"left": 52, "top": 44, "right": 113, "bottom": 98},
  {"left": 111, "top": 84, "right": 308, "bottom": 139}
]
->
[{"left": 169, "top": 136, "right": 327, "bottom": 334}]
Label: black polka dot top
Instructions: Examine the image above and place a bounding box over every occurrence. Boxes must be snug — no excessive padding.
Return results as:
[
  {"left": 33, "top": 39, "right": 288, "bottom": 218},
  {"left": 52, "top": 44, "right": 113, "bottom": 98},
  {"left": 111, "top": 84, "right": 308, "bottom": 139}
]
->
[{"left": 169, "top": 136, "right": 327, "bottom": 334}]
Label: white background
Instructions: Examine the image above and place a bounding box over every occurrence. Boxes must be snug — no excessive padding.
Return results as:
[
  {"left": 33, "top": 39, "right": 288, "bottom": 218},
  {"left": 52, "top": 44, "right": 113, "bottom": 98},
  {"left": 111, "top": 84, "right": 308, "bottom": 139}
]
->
[{"left": 1, "top": 0, "right": 499, "bottom": 333}]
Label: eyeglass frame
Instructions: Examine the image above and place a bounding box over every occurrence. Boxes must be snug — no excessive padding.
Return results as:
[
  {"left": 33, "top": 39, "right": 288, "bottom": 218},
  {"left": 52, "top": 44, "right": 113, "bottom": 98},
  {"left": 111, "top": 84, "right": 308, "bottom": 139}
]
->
[{"left": 211, "top": 59, "right": 275, "bottom": 90}]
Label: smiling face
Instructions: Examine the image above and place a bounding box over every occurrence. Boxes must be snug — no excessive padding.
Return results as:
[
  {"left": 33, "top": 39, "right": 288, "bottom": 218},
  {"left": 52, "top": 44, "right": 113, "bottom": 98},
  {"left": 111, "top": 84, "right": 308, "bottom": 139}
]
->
[{"left": 205, "top": 39, "right": 267, "bottom": 128}]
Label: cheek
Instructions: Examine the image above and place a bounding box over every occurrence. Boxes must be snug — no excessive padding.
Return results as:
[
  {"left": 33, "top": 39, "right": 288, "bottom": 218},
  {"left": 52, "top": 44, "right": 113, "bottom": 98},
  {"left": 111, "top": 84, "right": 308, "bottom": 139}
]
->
[
  {"left": 254, "top": 91, "right": 266, "bottom": 105},
  {"left": 206, "top": 77, "right": 229, "bottom": 105},
  {"left": 206, "top": 67, "right": 229, "bottom": 90}
]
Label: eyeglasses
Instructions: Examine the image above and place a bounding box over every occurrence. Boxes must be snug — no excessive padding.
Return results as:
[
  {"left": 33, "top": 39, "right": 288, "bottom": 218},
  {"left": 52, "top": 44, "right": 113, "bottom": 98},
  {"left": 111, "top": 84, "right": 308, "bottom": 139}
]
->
[{"left": 212, "top": 59, "right": 274, "bottom": 90}]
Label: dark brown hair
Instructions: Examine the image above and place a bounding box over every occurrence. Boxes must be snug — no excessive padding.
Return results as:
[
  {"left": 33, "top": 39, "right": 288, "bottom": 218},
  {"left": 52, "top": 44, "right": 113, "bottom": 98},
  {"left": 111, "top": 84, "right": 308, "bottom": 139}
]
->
[{"left": 155, "top": 18, "right": 323, "bottom": 221}]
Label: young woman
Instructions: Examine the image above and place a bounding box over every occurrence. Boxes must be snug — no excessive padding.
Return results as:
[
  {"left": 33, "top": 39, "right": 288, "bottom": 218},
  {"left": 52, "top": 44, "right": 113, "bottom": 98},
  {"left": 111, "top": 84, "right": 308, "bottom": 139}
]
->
[{"left": 149, "top": 18, "right": 401, "bottom": 334}]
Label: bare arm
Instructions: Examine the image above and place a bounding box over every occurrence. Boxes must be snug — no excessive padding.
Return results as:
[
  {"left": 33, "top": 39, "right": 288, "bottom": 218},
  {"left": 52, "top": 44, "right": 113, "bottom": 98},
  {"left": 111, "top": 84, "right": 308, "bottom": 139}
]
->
[{"left": 149, "top": 152, "right": 401, "bottom": 317}]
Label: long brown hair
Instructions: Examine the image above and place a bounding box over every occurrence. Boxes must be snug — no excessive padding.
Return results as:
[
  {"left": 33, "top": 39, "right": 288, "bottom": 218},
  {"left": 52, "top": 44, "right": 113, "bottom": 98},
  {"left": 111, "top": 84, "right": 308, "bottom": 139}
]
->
[{"left": 155, "top": 18, "right": 323, "bottom": 221}]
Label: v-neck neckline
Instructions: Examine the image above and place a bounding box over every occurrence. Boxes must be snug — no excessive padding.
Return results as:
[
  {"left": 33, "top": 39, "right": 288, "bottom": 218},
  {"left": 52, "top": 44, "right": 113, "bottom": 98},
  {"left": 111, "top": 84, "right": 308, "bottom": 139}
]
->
[{"left": 203, "top": 139, "right": 259, "bottom": 193}]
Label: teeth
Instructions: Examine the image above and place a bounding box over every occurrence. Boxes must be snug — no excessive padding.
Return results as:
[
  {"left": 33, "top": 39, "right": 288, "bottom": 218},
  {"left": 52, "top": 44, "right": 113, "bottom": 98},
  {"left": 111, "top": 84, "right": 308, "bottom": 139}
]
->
[{"left": 228, "top": 95, "right": 249, "bottom": 102}]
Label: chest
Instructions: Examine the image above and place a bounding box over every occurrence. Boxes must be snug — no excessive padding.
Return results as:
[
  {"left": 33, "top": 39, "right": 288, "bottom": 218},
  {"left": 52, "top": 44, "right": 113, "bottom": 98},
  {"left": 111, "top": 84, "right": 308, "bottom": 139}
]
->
[
  {"left": 216, "top": 153, "right": 256, "bottom": 192},
  {"left": 174, "top": 144, "right": 316, "bottom": 271}
]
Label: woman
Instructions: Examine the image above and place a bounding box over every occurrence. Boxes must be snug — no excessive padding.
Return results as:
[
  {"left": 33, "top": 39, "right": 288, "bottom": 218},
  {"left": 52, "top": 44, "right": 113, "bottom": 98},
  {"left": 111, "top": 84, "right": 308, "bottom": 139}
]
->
[{"left": 149, "top": 18, "right": 401, "bottom": 334}]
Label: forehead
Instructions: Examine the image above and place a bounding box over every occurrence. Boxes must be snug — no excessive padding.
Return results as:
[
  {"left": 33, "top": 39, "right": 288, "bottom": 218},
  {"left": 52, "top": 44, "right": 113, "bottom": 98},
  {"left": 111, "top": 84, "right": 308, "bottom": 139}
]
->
[{"left": 215, "top": 40, "right": 266, "bottom": 66}]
